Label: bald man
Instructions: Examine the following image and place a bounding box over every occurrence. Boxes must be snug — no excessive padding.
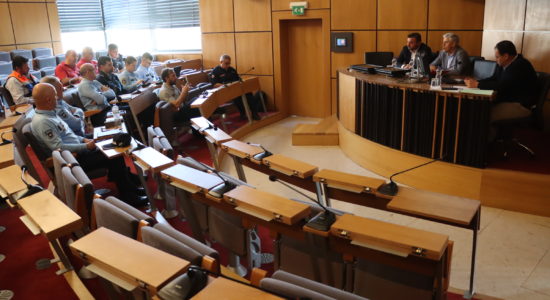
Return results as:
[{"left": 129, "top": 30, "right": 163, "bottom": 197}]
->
[
  {"left": 31, "top": 83, "right": 147, "bottom": 207},
  {"left": 55, "top": 49, "right": 81, "bottom": 86},
  {"left": 40, "top": 76, "right": 85, "bottom": 136},
  {"left": 78, "top": 63, "right": 116, "bottom": 126}
]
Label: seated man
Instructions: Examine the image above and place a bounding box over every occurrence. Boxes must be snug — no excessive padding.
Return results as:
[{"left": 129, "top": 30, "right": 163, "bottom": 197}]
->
[
  {"left": 4, "top": 56, "right": 38, "bottom": 105},
  {"left": 118, "top": 56, "right": 143, "bottom": 93},
  {"left": 158, "top": 68, "right": 199, "bottom": 122},
  {"left": 430, "top": 32, "right": 471, "bottom": 77},
  {"left": 55, "top": 50, "right": 81, "bottom": 86},
  {"left": 78, "top": 63, "right": 116, "bottom": 126},
  {"left": 76, "top": 47, "right": 98, "bottom": 74},
  {"left": 96, "top": 56, "right": 127, "bottom": 96},
  {"left": 465, "top": 40, "right": 537, "bottom": 123},
  {"left": 396, "top": 32, "right": 434, "bottom": 73},
  {"left": 135, "top": 52, "right": 159, "bottom": 83},
  {"left": 30, "top": 83, "right": 147, "bottom": 207},
  {"left": 40, "top": 76, "right": 85, "bottom": 136},
  {"left": 210, "top": 54, "right": 261, "bottom": 120},
  {"left": 108, "top": 43, "right": 124, "bottom": 73}
]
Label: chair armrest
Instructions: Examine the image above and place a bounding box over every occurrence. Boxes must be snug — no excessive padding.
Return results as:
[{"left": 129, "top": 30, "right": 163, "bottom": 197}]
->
[
  {"left": 136, "top": 219, "right": 150, "bottom": 242},
  {"left": 250, "top": 268, "right": 268, "bottom": 287},
  {"left": 201, "top": 255, "right": 220, "bottom": 274}
]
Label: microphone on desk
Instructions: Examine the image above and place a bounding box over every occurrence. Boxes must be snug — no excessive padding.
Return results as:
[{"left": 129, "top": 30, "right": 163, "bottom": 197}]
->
[
  {"left": 18, "top": 166, "right": 44, "bottom": 199},
  {"left": 378, "top": 157, "right": 443, "bottom": 197},
  {"left": 207, "top": 169, "right": 237, "bottom": 199},
  {"left": 200, "top": 122, "right": 218, "bottom": 132},
  {"left": 246, "top": 142, "right": 272, "bottom": 160},
  {"left": 269, "top": 175, "right": 336, "bottom": 231},
  {"left": 0, "top": 130, "right": 13, "bottom": 146}
]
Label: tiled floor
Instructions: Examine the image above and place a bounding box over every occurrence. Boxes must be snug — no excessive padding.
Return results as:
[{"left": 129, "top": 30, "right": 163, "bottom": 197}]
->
[{"left": 219, "top": 116, "right": 550, "bottom": 300}]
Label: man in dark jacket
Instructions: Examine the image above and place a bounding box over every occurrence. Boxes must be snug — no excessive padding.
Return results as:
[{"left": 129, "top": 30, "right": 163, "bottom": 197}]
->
[
  {"left": 396, "top": 32, "right": 434, "bottom": 74},
  {"left": 465, "top": 40, "right": 537, "bottom": 122},
  {"left": 96, "top": 56, "right": 127, "bottom": 96}
]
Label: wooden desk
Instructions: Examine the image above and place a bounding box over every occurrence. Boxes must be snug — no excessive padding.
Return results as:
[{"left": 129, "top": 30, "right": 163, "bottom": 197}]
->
[
  {"left": 331, "top": 214, "right": 448, "bottom": 261},
  {"left": 388, "top": 187, "right": 480, "bottom": 226},
  {"left": 70, "top": 227, "right": 189, "bottom": 295},
  {"left": 0, "top": 143, "right": 14, "bottom": 169},
  {"left": 93, "top": 122, "right": 127, "bottom": 140},
  {"left": 161, "top": 164, "right": 223, "bottom": 194},
  {"left": 0, "top": 165, "right": 38, "bottom": 200},
  {"left": 221, "top": 140, "right": 263, "bottom": 160},
  {"left": 191, "top": 277, "right": 283, "bottom": 300},
  {"left": 0, "top": 115, "right": 20, "bottom": 130},
  {"left": 131, "top": 147, "right": 175, "bottom": 173},
  {"left": 191, "top": 117, "right": 232, "bottom": 169},
  {"left": 190, "top": 116, "right": 213, "bottom": 131},
  {"left": 204, "top": 128, "right": 232, "bottom": 146},
  {"left": 96, "top": 138, "right": 138, "bottom": 159},
  {"left": 18, "top": 190, "right": 83, "bottom": 274},
  {"left": 223, "top": 185, "right": 310, "bottom": 225},
  {"left": 313, "top": 169, "right": 385, "bottom": 194},
  {"left": 262, "top": 154, "right": 318, "bottom": 178}
]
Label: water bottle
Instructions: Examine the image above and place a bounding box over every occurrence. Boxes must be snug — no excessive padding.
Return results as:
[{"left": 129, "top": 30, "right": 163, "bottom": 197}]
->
[{"left": 111, "top": 103, "right": 121, "bottom": 126}]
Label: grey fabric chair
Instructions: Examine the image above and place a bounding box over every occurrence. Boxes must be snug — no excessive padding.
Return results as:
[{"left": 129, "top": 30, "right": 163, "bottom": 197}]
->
[
  {"left": 261, "top": 270, "right": 368, "bottom": 300},
  {"left": 95, "top": 50, "right": 108, "bottom": 60},
  {"left": 34, "top": 56, "right": 56, "bottom": 69},
  {"left": 10, "top": 50, "right": 33, "bottom": 70},
  {"left": 0, "top": 51, "right": 10, "bottom": 62},
  {"left": 154, "top": 223, "right": 219, "bottom": 263},
  {"left": 93, "top": 196, "right": 154, "bottom": 239},
  {"left": 32, "top": 48, "right": 52, "bottom": 58},
  {"left": 29, "top": 70, "right": 41, "bottom": 80},
  {"left": 141, "top": 226, "right": 204, "bottom": 266},
  {"left": 55, "top": 54, "right": 65, "bottom": 65},
  {"left": 52, "top": 150, "right": 68, "bottom": 200},
  {"left": 148, "top": 127, "right": 177, "bottom": 217},
  {"left": 0, "top": 61, "right": 12, "bottom": 75},
  {"left": 473, "top": 60, "right": 497, "bottom": 81},
  {"left": 11, "top": 112, "right": 40, "bottom": 180},
  {"left": 22, "top": 122, "right": 55, "bottom": 182},
  {"left": 147, "top": 125, "right": 165, "bottom": 147},
  {"left": 40, "top": 67, "right": 55, "bottom": 77},
  {"left": 154, "top": 101, "right": 181, "bottom": 145}
]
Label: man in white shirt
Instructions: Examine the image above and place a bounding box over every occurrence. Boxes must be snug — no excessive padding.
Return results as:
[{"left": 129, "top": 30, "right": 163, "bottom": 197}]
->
[
  {"left": 4, "top": 56, "right": 38, "bottom": 105},
  {"left": 135, "top": 52, "right": 159, "bottom": 83}
]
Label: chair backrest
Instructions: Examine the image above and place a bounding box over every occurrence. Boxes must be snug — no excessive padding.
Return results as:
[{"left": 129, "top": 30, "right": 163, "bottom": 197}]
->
[
  {"left": 152, "top": 136, "right": 173, "bottom": 157},
  {"left": 0, "top": 51, "right": 10, "bottom": 62},
  {"left": 12, "top": 113, "right": 40, "bottom": 180},
  {"left": 185, "top": 71, "right": 209, "bottom": 86},
  {"left": 105, "top": 196, "right": 155, "bottom": 224},
  {"left": 71, "top": 92, "right": 85, "bottom": 110},
  {"left": 29, "top": 70, "right": 41, "bottom": 80},
  {"left": 22, "top": 122, "right": 52, "bottom": 161},
  {"left": 154, "top": 223, "right": 219, "bottom": 262},
  {"left": 0, "top": 61, "right": 12, "bottom": 75},
  {"left": 141, "top": 226, "right": 204, "bottom": 266},
  {"left": 261, "top": 270, "right": 367, "bottom": 300},
  {"left": 147, "top": 125, "right": 165, "bottom": 146},
  {"left": 52, "top": 150, "right": 68, "bottom": 199},
  {"left": 0, "top": 86, "right": 15, "bottom": 108},
  {"left": 180, "top": 59, "right": 202, "bottom": 71},
  {"left": 128, "top": 89, "right": 159, "bottom": 143},
  {"left": 473, "top": 60, "right": 497, "bottom": 81},
  {"left": 93, "top": 198, "right": 140, "bottom": 238},
  {"left": 71, "top": 165, "right": 95, "bottom": 227},
  {"left": 55, "top": 54, "right": 66, "bottom": 65},
  {"left": 34, "top": 56, "right": 57, "bottom": 69},
  {"left": 32, "top": 48, "right": 52, "bottom": 58},
  {"left": 469, "top": 55, "right": 485, "bottom": 64},
  {"left": 40, "top": 67, "right": 56, "bottom": 77},
  {"left": 534, "top": 72, "right": 550, "bottom": 129},
  {"left": 364, "top": 52, "right": 393, "bottom": 66},
  {"left": 95, "top": 50, "right": 108, "bottom": 60},
  {"left": 154, "top": 101, "right": 177, "bottom": 143}
]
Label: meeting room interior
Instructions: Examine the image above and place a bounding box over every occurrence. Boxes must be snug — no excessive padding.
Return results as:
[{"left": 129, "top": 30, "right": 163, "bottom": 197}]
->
[{"left": 1, "top": 0, "right": 550, "bottom": 299}]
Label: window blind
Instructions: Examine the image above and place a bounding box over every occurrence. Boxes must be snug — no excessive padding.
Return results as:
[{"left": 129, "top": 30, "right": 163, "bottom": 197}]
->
[{"left": 57, "top": 0, "right": 105, "bottom": 33}]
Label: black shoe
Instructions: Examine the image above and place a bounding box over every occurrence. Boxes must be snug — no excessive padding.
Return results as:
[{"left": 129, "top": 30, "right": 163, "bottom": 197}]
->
[
  {"left": 135, "top": 186, "right": 146, "bottom": 196},
  {"left": 124, "top": 194, "right": 149, "bottom": 208},
  {"left": 252, "top": 113, "right": 261, "bottom": 121}
]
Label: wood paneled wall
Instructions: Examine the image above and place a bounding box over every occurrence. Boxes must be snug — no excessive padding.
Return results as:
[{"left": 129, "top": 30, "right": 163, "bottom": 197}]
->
[
  {"left": 482, "top": 0, "right": 550, "bottom": 73},
  {"left": 200, "top": 0, "right": 485, "bottom": 116},
  {"left": 0, "top": 0, "right": 62, "bottom": 55}
]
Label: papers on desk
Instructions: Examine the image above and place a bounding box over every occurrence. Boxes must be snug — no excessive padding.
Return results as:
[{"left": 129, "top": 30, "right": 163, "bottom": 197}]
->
[{"left": 460, "top": 88, "right": 494, "bottom": 96}]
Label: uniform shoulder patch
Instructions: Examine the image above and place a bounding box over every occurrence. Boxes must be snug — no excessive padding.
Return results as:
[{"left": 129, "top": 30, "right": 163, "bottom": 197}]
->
[{"left": 45, "top": 129, "right": 54, "bottom": 139}]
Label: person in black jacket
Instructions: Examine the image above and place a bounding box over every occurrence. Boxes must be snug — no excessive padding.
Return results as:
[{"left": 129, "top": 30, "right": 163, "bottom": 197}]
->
[
  {"left": 465, "top": 40, "right": 537, "bottom": 122},
  {"left": 210, "top": 54, "right": 261, "bottom": 120},
  {"left": 396, "top": 32, "right": 434, "bottom": 74},
  {"left": 96, "top": 56, "right": 127, "bottom": 96}
]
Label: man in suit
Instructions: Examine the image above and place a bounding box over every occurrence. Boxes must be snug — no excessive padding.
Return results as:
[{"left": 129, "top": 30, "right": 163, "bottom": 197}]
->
[
  {"left": 430, "top": 32, "right": 471, "bottom": 76},
  {"left": 396, "top": 32, "right": 434, "bottom": 74},
  {"left": 465, "top": 40, "right": 537, "bottom": 122}
]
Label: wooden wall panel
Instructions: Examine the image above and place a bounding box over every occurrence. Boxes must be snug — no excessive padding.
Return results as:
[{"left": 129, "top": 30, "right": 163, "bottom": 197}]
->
[
  {"left": 0, "top": 46, "right": 16, "bottom": 53},
  {"left": 235, "top": 32, "right": 273, "bottom": 75},
  {"left": 234, "top": 0, "right": 271, "bottom": 32},
  {"left": 200, "top": 0, "right": 234, "bottom": 33},
  {"left": 47, "top": 3, "right": 61, "bottom": 41},
  {"left": 171, "top": 53, "right": 203, "bottom": 61},
  {"left": 428, "top": 0, "right": 485, "bottom": 30},
  {"left": 330, "top": 0, "right": 376, "bottom": 30},
  {"left": 272, "top": 0, "right": 330, "bottom": 11},
  {"left": 338, "top": 72, "right": 357, "bottom": 132},
  {"left": 201, "top": 33, "right": 236, "bottom": 69},
  {"left": 331, "top": 31, "right": 376, "bottom": 77},
  {"left": 0, "top": 3, "right": 15, "bottom": 45},
  {"left": 484, "top": 0, "right": 526, "bottom": 30},
  {"left": 17, "top": 42, "right": 53, "bottom": 51},
  {"left": 481, "top": 31, "right": 523, "bottom": 60},
  {"left": 378, "top": 0, "right": 428, "bottom": 30},
  {"left": 522, "top": 32, "right": 550, "bottom": 73},
  {"left": 427, "top": 30, "right": 483, "bottom": 56},
  {"left": 52, "top": 41, "right": 63, "bottom": 55},
  {"left": 525, "top": 0, "right": 550, "bottom": 31},
  {"left": 377, "top": 31, "right": 428, "bottom": 58},
  {"left": 10, "top": 3, "right": 52, "bottom": 44}
]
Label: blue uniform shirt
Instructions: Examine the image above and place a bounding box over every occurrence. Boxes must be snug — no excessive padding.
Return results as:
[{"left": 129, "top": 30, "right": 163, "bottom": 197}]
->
[
  {"left": 78, "top": 78, "right": 115, "bottom": 111},
  {"left": 31, "top": 109, "right": 87, "bottom": 153},
  {"left": 136, "top": 64, "right": 159, "bottom": 83},
  {"left": 118, "top": 70, "right": 140, "bottom": 92},
  {"left": 55, "top": 100, "right": 85, "bottom": 136}
]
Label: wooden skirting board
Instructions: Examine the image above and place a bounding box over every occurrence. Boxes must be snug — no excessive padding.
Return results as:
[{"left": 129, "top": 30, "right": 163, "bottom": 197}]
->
[
  {"left": 338, "top": 122, "right": 550, "bottom": 218},
  {"left": 292, "top": 115, "right": 339, "bottom": 146}
]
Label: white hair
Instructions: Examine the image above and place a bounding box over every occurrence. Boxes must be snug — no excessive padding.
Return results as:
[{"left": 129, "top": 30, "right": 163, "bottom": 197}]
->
[
  {"left": 443, "top": 32, "right": 459, "bottom": 45},
  {"left": 219, "top": 54, "right": 231, "bottom": 62}
]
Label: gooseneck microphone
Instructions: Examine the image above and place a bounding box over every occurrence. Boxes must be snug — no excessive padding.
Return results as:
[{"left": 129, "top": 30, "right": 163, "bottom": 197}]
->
[
  {"left": 247, "top": 142, "right": 272, "bottom": 160},
  {"left": 269, "top": 175, "right": 336, "bottom": 231},
  {"left": 0, "top": 130, "right": 13, "bottom": 146},
  {"left": 208, "top": 169, "right": 237, "bottom": 198},
  {"left": 18, "top": 166, "right": 44, "bottom": 199},
  {"left": 378, "top": 158, "right": 440, "bottom": 197}
]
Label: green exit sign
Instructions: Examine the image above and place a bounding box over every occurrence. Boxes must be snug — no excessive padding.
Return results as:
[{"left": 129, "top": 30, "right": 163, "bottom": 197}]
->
[{"left": 292, "top": 6, "right": 305, "bottom": 16}]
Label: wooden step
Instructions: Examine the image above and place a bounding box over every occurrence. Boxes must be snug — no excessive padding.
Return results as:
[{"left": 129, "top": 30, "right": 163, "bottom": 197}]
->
[{"left": 292, "top": 115, "right": 339, "bottom": 146}]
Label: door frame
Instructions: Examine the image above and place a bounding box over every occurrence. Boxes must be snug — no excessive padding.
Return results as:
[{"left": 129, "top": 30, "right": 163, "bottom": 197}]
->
[{"left": 272, "top": 10, "right": 331, "bottom": 117}]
